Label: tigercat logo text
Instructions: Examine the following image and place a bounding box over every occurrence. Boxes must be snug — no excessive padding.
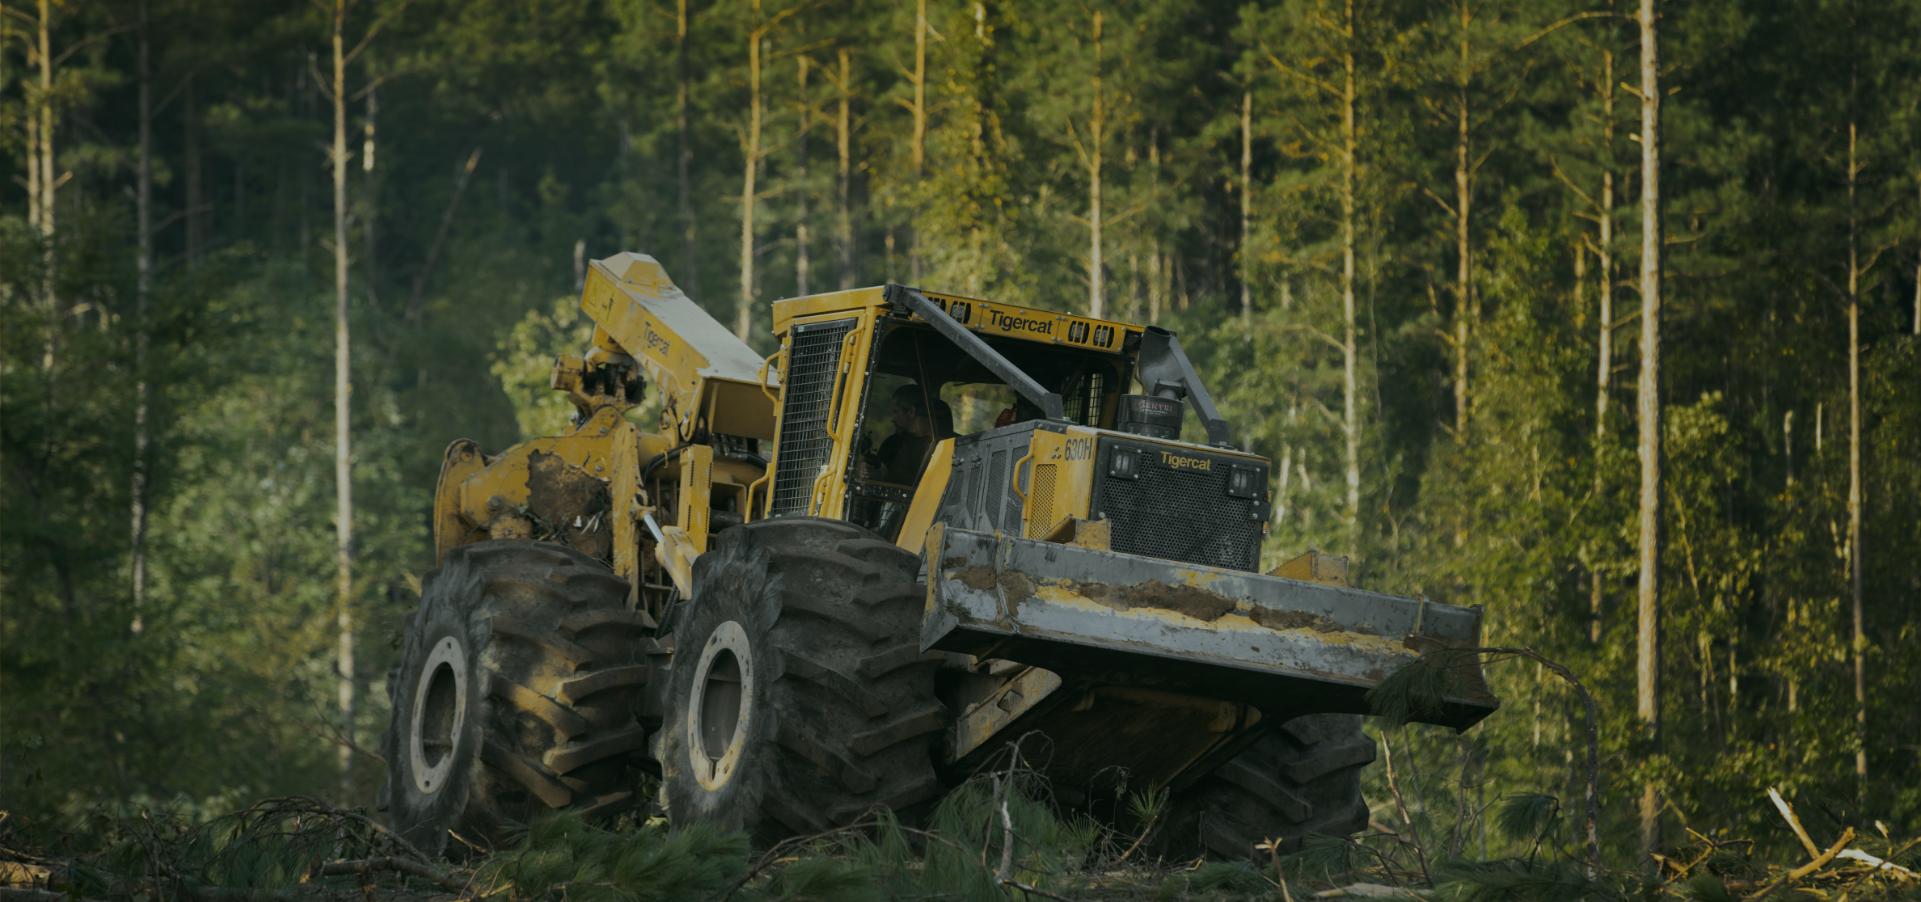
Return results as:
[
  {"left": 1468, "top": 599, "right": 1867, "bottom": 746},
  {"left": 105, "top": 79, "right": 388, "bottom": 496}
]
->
[
  {"left": 644, "top": 324, "right": 672, "bottom": 355},
  {"left": 1159, "top": 452, "right": 1213, "bottom": 471},
  {"left": 986, "top": 309, "right": 1054, "bottom": 335}
]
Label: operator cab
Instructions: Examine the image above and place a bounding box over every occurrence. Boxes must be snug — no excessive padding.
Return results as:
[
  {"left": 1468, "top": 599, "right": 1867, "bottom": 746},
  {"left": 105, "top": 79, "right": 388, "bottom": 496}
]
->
[{"left": 845, "top": 319, "right": 1129, "bottom": 539}]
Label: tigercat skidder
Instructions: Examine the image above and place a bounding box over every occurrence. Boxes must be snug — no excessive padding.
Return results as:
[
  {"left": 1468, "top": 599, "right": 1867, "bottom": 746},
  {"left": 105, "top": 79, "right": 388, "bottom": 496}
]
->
[{"left": 380, "top": 252, "right": 1498, "bottom": 857}]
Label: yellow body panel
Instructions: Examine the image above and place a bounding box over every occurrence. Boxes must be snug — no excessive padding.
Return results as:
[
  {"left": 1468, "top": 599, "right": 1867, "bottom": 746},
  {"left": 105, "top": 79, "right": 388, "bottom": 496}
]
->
[
  {"left": 581, "top": 253, "right": 775, "bottom": 441},
  {"left": 1020, "top": 427, "right": 1100, "bottom": 539},
  {"left": 894, "top": 438, "right": 955, "bottom": 552},
  {"left": 769, "top": 287, "right": 886, "bottom": 333},
  {"left": 432, "top": 406, "right": 669, "bottom": 564},
  {"left": 677, "top": 444, "right": 714, "bottom": 554}
]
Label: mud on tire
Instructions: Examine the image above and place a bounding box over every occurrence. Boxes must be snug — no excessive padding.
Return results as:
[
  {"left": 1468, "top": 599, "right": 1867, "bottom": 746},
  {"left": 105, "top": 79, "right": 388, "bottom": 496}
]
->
[
  {"left": 1160, "top": 714, "right": 1375, "bottom": 859},
  {"left": 380, "top": 540, "right": 654, "bottom": 856},
  {"left": 654, "top": 518, "right": 943, "bottom": 847}
]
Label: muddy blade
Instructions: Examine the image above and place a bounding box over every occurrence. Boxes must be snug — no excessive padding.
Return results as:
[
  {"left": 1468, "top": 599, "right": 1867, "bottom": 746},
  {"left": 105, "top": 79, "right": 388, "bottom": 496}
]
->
[{"left": 920, "top": 524, "right": 1499, "bottom": 731}]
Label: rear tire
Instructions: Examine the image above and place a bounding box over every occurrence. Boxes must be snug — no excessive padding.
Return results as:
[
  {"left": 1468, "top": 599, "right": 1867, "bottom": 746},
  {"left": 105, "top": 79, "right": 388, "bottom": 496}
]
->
[
  {"left": 1160, "top": 714, "right": 1375, "bottom": 859},
  {"left": 381, "top": 541, "right": 654, "bottom": 856},
  {"left": 654, "top": 518, "right": 943, "bottom": 846}
]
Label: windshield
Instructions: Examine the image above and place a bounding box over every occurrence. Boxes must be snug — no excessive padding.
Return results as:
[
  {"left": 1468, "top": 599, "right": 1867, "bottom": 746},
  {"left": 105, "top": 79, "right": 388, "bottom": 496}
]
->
[
  {"left": 843, "top": 321, "right": 1127, "bottom": 539},
  {"left": 855, "top": 322, "right": 1125, "bottom": 481}
]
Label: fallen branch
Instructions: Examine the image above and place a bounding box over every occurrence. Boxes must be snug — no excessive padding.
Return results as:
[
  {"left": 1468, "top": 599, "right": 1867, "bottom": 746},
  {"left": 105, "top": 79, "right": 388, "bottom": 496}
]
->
[
  {"left": 1378, "top": 733, "right": 1431, "bottom": 886},
  {"left": 315, "top": 857, "right": 465, "bottom": 891},
  {"left": 1835, "top": 847, "right": 1917, "bottom": 880},
  {"left": 1313, "top": 885, "right": 1426, "bottom": 899},
  {"left": 1765, "top": 788, "right": 1820, "bottom": 858},
  {"left": 1112, "top": 791, "right": 1164, "bottom": 865},
  {"left": 0, "top": 863, "right": 51, "bottom": 888},
  {"left": 995, "top": 791, "right": 1016, "bottom": 882},
  {"left": 1000, "top": 877, "right": 1072, "bottom": 901},
  {"left": 1745, "top": 827, "right": 1853, "bottom": 900},
  {"left": 1764, "top": 787, "right": 1914, "bottom": 880}
]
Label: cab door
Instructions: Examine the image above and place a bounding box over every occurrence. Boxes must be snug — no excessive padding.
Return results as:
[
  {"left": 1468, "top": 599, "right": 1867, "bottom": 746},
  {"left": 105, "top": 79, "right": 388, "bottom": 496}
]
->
[{"left": 761, "top": 313, "right": 876, "bottom": 519}]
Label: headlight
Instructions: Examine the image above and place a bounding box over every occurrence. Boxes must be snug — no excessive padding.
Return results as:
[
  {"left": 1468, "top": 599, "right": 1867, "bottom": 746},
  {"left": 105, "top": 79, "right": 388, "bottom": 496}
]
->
[
  {"left": 1227, "top": 464, "right": 1261, "bottom": 498},
  {"left": 1107, "top": 446, "right": 1142, "bottom": 480}
]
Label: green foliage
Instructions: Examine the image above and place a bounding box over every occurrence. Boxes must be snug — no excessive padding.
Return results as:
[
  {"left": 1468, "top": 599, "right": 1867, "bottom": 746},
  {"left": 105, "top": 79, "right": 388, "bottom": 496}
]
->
[
  {"left": 1433, "top": 858, "right": 1623, "bottom": 902},
  {"left": 1152, "top": 860, "right": 1272, "bottom": 899},
  {"left": 1494, "top": 794, "right": 1564, "bottom": 849},
  {"left": 922, "top": 772, "right": 1103, "bottom": 898},
  {"left": 1369, "top": 649, "right": 1481, "bottom": 729},
  {"left": 479, "top": 812, "right": 750, "bottom": 900},
  {"left": 492, "top": 295, "right": 597, "bottom": 437}
]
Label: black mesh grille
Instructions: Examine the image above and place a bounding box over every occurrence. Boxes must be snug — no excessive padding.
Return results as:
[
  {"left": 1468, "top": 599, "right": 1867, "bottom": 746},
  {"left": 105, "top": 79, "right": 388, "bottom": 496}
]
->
[
  {"left": 986, "top": 449, "right": 1009, "bottom": 529},
  {"left": 1095, "top": 440, "right": 1264, "bottom": 571},
  {"left": 770, "top": 319, "right": 855, "bottom": 517}
]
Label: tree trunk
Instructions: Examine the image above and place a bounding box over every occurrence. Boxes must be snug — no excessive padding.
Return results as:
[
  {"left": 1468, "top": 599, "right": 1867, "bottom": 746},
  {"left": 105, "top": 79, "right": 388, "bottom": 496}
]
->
[
  {"left": 1846, "top": 114, "right": 1866, "bottom": 798},
  {"left": 131, "top": 0, "right": 153, "bottom": 632},
  {"left": 1634, "top": 0, "right": 1662, "bottom": 859},
  {"left": 36, "top": 0, "right": 56, "bottom": 371},
  {"left": 909, "top": 0, "right": 926, "bottom": 281},
  {"left": 677, "top": 0, "right": 699, "bottom": 298},
  {"left": 737, "top": 10, "right": 764, "bottom": 340},
  {"left": 836, "top": 48, "right": 855, "bottom": 289},
  {"left": 1340, "top": 0, "right": 1361, "bottom": 550},
  {"left": 24, "top": 25, "right": 38, "bottom": 231},
  {"left": 362, "top": 74, "right": 378, "bottom": 298},
  {"left": 1452, "top": 0, "right": 1472, "bottom": 441},
  {"left": 330, "top": 0, "right": 357, "bottom": 794},
  {"left": 1239, "top": 88, "right": 1252, "bottom": 319},
  {"left": 1277, "top": 397, "right": 1298, "bottom": 525},
  {"left": 1087, "top": 9, "right": 1104, "bottom": 318},
  {"left": 185, "top": 75, "right": 205, "bottom": 267},
  {"left": 1148, "top": 136, "right": 1164, "bottom": 324},
  {"left": 1591, "top": 44, "right": 1615, "bottom": 645},
  {"left": 1597, "top": 48, "right": 1614, "bottom": 437},
  {"left": 794, "top": 55, "right": 811, "bottom": 297}
]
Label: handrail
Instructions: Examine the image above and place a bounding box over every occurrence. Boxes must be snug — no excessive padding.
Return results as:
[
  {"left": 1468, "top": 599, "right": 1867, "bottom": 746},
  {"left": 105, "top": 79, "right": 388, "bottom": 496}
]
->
[
  {"left": 756, "top": 347, "right": 784, "bottom": 406},
  {"left": 1010, "top": 449, "right": 1035, "bottom": 510}
]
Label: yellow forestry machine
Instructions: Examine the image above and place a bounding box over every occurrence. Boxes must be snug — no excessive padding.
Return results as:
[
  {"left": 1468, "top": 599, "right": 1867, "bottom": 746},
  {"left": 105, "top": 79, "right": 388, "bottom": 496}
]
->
[{"left": 379, "top": 252, "right": 1497, "bottom": 856}]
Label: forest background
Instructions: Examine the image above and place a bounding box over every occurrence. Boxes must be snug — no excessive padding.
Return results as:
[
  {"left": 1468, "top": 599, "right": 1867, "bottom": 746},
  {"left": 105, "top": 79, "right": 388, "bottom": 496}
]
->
[{"left": 3, "top": 0, "right": 1920, "bottom": 877}]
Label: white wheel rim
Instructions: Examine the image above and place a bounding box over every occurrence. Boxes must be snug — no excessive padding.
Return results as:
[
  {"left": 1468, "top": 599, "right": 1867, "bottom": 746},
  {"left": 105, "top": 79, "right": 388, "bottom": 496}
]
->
[
  {"left": 687, "top": 620, "right": 755, "bottom": 791},
  {"left": 410, "top": 636, "right": 469, "bottom": 795}
]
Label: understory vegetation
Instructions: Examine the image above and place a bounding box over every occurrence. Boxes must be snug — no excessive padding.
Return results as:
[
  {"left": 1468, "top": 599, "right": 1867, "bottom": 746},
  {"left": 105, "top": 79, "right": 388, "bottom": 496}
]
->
[{"left": 5, "top": 734, "right": 1919, "bottom": 900}]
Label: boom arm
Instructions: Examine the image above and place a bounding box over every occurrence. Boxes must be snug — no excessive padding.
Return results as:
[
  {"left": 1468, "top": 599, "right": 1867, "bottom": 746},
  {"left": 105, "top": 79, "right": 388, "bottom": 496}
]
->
[{"left": 576, "top": 253, "right": 776, "bottom": 441}]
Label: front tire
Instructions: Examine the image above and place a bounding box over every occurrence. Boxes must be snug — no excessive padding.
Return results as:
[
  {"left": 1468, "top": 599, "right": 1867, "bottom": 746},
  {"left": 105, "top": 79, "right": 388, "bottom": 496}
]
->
[
  {"left": 1160, "top": 714, "right": 1375, "bottom": 859},
  {"left": 380, "top": 541, "right": 653, "bottom": 855},
  {"left": 654, "top": 519, "right": 943, "bottom": 846}
]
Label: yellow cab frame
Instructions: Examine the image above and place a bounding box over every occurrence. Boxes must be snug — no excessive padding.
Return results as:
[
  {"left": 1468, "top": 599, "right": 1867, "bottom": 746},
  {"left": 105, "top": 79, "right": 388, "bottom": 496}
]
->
[{"left": 749, "top": 283, "right": 1261, "bottom": 555}]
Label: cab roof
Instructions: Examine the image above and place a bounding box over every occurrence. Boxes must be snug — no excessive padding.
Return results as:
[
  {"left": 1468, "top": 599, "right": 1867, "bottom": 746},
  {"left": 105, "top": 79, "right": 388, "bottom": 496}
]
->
[{"left": 771, "top": 285, "right": 1145, "bottom": 357}]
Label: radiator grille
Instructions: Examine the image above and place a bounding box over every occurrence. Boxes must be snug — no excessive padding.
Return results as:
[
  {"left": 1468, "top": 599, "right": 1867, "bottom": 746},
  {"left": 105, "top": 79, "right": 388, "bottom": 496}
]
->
[
  {"left": 1095, "top": 441, "right": 1264, "bottom": 571},
  {"left": 1028, "top": 463, "right": 1059, "bottom": 536},
  {"left": 769, "top": 320, "right": 855, "bottom": 517}
]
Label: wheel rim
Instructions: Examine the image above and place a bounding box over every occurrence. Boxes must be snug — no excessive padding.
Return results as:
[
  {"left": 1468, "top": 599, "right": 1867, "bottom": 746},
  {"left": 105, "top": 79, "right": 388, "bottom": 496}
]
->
[
  {"left": 687, "top": 620, "right": 754, "bottom": 791},
  {"left": 410, "top": 636, "right": 469, "bottom": 794}
]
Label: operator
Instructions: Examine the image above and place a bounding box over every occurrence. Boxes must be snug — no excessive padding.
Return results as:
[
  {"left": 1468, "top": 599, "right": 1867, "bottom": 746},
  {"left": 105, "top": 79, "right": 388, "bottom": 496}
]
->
[{"left": 869, "top": 384, "right": 933, "bottom": 484}]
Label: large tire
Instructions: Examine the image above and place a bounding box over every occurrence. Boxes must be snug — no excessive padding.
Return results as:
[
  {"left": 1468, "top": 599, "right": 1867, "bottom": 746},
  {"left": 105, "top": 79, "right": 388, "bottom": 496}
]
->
[
  {"left": 1160, "top": 714, "right": 1375, "bottom": 859},
  {"left": 654, "top": 518, "right": 943, "bottom": 846},
  {"left": 380, "top": 540, "right": 654, "bottom": 856}
]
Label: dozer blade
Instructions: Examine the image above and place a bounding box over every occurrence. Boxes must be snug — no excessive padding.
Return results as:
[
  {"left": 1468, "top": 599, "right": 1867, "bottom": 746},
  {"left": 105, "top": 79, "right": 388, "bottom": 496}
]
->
[{"left": 920, "top": 524, "right": 1499, "bottom": 730}]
